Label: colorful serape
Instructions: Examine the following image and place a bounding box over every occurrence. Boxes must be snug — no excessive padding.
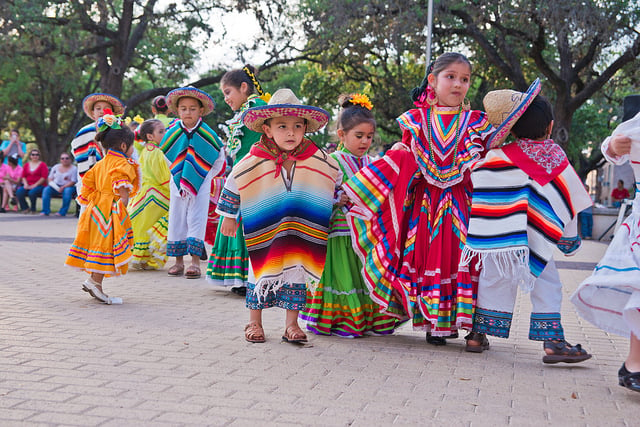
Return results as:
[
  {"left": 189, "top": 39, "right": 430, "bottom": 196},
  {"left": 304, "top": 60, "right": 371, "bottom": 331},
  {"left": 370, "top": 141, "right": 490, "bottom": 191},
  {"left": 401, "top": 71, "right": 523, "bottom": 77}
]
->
[
  {"left": 160, "top": 119, "right": 223, "bottom": 197},
  {"left": 220, "top": 141, "right": 340, "bottom": 299},
  {"left": 460, "top": 143, "right": 591, "bottom": 289},
  {"left": 70, "top": 122, "right": 102, "bottom": 178}
]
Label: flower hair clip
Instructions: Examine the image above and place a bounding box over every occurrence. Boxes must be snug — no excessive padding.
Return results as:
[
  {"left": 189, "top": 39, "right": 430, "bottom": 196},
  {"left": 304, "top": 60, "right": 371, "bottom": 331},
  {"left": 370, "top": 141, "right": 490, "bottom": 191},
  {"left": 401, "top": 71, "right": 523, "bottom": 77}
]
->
[
  {"left": 349, "top": 94, "right": 373, "bottom": 110},
  {"left": 97, "top": 108, "right": 123, "bottom": 132}
]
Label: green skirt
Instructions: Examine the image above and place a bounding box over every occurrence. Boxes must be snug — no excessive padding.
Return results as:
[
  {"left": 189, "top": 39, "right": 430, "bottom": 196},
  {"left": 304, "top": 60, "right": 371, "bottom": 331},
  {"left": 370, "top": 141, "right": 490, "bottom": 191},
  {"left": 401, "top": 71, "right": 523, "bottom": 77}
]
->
[
  {"left": 206, "top": 218, "right": 249, "bottom": 287},
  {"left": 301, "top": 235, "right": 401, "bottom": 337}
]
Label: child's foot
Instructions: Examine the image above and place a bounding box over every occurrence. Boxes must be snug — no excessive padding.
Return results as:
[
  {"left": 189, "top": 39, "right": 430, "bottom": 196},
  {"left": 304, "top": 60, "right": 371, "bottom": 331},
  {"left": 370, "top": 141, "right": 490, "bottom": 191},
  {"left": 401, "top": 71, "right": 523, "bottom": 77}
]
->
[
  {"left": 282, "top": 324, "right": 308, "bottom": 343},
  {"left": 619, "top": 363, "right": 640, "bottom": 392},
  {"left": 426, "top": 331, "right": 458, "bottom": 346},
  {"left": 465, "top": 332, "right": 490, "bottom": 353},
  {"left": 185, "top": 264, "right": 201, "bottom": 279},
  {"left": 167, "top": 264, "right": 184, "bottom": 276},
  {"left": 245, "top": 321, "right": 265, "bottom": 343},
  {"left": 542, "top": 339, "right": 592, "bottom": 364}
]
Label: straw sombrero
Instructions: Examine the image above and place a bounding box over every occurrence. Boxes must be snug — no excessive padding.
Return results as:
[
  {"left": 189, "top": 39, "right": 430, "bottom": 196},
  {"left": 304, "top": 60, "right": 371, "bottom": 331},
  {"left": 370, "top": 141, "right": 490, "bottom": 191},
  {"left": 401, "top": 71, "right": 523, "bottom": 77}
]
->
[
  {"left": 242, "top": 88, "right": 330, "bottom": 133},
  {"left": 483, "top": 78, "right": 541, "bottom": 147},
  {"left": 82, "top": 93, "right": 125, "bottom": 120},
  {"left": 166, "top": 87, "right": 215, "bottom": 116}
]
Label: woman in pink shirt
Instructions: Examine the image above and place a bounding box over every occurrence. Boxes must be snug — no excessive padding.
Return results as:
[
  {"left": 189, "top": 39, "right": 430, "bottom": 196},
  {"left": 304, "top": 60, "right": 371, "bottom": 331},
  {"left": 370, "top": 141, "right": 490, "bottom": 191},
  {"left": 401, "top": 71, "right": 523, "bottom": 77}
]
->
[
  {"left": 0, "top": 153, "right": 23, "bottom": 212},
  {"left": 16, "top": 148, "right": 48, "bottom": 213}
]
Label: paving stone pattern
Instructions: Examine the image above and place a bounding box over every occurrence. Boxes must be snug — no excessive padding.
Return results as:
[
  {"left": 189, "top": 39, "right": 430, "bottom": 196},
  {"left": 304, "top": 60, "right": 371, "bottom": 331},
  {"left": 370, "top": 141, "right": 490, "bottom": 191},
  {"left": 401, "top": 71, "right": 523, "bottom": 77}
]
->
[{"left": 0, "top": 213, "right": 638, "bottom": 426}]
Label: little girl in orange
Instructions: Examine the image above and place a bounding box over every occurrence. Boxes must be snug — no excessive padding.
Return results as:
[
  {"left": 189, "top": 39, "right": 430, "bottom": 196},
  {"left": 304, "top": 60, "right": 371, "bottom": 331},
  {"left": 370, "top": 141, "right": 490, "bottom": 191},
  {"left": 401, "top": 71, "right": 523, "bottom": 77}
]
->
[{"left": 65, "top": 110, "right": 139, "bottom": 305}]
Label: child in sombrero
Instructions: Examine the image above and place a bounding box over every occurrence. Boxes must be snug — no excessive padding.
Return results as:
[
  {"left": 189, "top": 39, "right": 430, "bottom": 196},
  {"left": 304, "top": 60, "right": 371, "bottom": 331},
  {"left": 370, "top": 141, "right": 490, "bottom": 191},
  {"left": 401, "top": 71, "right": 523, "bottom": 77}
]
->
[
  {"left": 160, "top": 87, "right": 225, "bottom": 279},
  {"left": 460, "top": 80, "right": 593, "bottom": 364},
  {"left": 217, "top": 88, "right": 341, "bottom": 344},
  {"left": 71, "top": 93, "right": 126, "bottom": 194}
]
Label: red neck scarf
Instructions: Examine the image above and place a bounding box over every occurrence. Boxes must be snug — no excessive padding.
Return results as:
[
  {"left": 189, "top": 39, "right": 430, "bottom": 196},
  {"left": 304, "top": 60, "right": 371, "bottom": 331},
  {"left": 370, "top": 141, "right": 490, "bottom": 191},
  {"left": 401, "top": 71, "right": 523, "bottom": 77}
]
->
[
  {"left": 249, "top": 135, "right": 318, "bottom": 177},
  {"left": 501, "top": 138, "right": 569, "bottom": 186}
]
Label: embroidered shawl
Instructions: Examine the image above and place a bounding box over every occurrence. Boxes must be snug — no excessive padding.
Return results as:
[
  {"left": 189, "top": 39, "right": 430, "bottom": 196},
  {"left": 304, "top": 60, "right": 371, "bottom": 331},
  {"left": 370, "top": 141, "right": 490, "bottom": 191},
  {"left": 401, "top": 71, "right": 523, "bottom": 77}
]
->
[
  {"left": 230, "top": 146, "right": 340, "bottom": 298},
  {"left": 330, "top": 149, "right": 372, "bottom": 237},
  {"left": 460, "top": 145, "right": 591, "bottom": 290},
  {"left": 396, "top": 107, "right": 494, "bottom": 189},
  {"left": 160, "top": 120, "right": 223, "bottom": 196}
]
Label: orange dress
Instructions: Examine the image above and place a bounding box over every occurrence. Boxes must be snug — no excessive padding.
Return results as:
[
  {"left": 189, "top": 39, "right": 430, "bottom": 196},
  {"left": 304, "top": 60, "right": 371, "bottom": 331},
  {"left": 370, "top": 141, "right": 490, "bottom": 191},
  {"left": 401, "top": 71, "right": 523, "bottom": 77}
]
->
[{"left": 66, "top": 150, "right": 139, "bottom": 276}]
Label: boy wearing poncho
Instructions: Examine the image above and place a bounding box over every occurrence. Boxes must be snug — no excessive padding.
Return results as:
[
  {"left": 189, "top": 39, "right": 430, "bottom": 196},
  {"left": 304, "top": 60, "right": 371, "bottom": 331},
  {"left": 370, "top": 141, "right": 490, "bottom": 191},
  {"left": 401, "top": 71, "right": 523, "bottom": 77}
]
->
[
  {"left": 160, "top": 87, "right": 225, "bottom": 279},
  {"left": 217, "top": 89, "right": 340, "bottom": 344},
  {"left": 460, "top": 80, "right": 593, "bottom": 363}
]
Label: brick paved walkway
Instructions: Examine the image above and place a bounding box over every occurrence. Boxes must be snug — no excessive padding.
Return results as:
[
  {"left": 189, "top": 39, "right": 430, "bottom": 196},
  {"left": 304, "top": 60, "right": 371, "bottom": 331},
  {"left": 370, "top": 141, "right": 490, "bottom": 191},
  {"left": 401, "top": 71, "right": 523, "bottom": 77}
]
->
[{"left": 0, "top": 212, "right": 637, "bottom": 426}]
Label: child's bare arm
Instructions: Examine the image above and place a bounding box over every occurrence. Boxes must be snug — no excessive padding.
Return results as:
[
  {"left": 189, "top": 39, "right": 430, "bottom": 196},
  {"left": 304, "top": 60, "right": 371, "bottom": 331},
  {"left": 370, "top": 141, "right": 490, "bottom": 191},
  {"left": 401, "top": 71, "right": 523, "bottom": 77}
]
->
[
  {"left": 607, "top": 135, "right": 632, "bottom": 158},
  {"left": 220, "top": 216, "right": 238, "bottom": 237},
  {"left": 118, "top": 186, "right": 130, "bottom": 206}
]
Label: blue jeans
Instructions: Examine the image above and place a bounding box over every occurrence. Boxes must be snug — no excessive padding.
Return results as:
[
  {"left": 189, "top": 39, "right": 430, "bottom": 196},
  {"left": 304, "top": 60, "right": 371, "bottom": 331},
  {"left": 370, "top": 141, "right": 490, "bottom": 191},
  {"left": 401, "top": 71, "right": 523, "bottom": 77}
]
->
[
  {"left": 16, "top": 185, "right": 44, "bottom": 212},
  {"left": 578, "top": 211, "right": 593, "bottom": 238},
  {"left": 42, "top": 185, "right": 77, "bottom": 216}
]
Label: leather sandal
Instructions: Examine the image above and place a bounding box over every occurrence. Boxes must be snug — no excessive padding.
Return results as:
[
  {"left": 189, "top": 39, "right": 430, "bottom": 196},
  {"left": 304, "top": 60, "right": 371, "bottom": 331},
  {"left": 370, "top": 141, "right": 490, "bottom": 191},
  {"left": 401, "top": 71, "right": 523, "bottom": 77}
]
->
[
  {"left": 542, "top": 340, "right": 592, "bottom": 364},
  {"left": 282, "top": 325, "right": 308, "bottom": 343},
  {"left": 167, "top": 264, "right": 184, "bottom": 276},
  {"left": 619, "top": 363, "right": 640, "bottom": 392},
  {"left": 245, "top": 321, "right": 265, "bottom": 343},
  {"left": 185, "top": 265, "right": 201, "bottom": 279},
  {"left": 465, "top": 332, "right": 490, "bottom": 353}
]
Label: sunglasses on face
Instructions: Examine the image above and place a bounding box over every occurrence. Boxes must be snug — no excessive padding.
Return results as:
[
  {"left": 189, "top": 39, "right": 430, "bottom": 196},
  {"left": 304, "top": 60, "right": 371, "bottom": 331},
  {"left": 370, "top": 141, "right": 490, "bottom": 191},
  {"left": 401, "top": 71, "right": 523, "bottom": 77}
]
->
[
  {"left": 31, "top": 153, "right": 40, "bottom": 156},
  {"left": 60, "top": 157, "right": 70, "bottom": 160}
]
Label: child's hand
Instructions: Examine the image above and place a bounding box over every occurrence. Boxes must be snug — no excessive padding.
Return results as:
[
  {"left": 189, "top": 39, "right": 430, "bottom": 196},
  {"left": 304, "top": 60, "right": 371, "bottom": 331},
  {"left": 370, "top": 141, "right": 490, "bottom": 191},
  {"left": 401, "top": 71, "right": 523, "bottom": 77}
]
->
[
  {"left": 220, "top": 216, "right": 238, "bottom": 237},
  {"left": 390, "top": 142, "right": 410, "bottom": 152},
  {"left": 335, "top": 193, "right": 350, "bottom": 207},
  {"left": 608, "top": 135, "right": 632, "bottom": 157}
]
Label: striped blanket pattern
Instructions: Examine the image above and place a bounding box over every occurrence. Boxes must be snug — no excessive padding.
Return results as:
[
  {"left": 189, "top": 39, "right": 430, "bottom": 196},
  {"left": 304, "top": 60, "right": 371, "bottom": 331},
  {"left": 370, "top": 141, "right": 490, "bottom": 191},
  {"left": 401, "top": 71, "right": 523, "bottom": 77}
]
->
[
  {"left": 462, "top": 148, "right": 591, "bottom": 288},
  {"left": 232, "top": 149, "right": 340, "bottom": 297},
  {"left": 329, "top": 150, "right": 371, "bottom": 237},
  {"left": 70, "top": 122, "right": 102, "bottom": 178},
  {"left": 160, "top": 120, "right": 223, "bottom": 197}
]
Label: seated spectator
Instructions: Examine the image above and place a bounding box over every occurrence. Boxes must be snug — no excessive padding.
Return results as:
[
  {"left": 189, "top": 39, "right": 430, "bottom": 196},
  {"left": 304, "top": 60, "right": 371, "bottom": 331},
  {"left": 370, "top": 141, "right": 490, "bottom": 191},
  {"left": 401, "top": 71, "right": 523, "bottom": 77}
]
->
[
  {"left": 1, "top": 129, "right": 26, "bottom": 165},
  {"left": 41, "top": 152, "right": 78, "bottom": 216},
  {"left": 612, "top": 179, "right": 630, "bottom": 208},
  {"left": 0, "top": 153, "right": 23, "bottom": 212},
  {"left": 16, "top": 148, "right": 48, "bottom": 213}
]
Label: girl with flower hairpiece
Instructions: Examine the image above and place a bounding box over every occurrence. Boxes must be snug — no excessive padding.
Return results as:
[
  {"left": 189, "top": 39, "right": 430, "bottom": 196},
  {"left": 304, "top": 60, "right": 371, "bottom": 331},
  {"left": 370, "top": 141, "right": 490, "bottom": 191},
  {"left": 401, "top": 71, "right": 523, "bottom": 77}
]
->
[
  {"left": 65, "top": 112, "right": 139, "bottom": 305},
  {"left": 343, "top": 52, "right": 497, "bottom": 345},
  {"left": 206, "top": 65, "right": 269, "bottom": 296},
  {"left": 301, "top": 94, "right": 401, "bottom": 337}
]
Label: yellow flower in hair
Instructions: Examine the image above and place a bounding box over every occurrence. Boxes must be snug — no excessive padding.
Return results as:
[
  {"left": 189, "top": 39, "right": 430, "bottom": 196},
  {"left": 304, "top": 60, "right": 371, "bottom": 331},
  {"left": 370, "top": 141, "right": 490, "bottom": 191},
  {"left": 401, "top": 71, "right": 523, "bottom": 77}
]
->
[
  {"left": 104, "top": 114, "right": 117, "bottom": 127},
  {"left": 349, "top": 93, "right": 373, "bottom": 110},
  {"left": 133, "top": 114, "right": 144, "bottom": 124},
  {"left": 124, "top": 116, "right": 132, "bottom": 125}
]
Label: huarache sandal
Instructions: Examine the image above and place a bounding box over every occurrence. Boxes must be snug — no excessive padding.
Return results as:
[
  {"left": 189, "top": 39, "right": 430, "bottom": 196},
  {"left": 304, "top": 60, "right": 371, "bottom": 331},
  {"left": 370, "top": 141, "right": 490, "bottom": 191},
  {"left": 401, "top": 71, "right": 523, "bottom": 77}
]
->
[
  {"left": 465, "top": 332, "right": 490, "bottom": 353},
  {"left": 185, "top": 265, "right": 201, "bottom": 279},
  {"left": 542, "top": 339, "right": 592, "bottom": 364},
  {"left": 619, "top": 363, "right": 640, "bottom": 392},
  {"left": 167, "top": 264, "right": 185, "bottom": 276},
  {"left": 245, "top": 321, "right": 266, "bottom": 343},
  {"left": 282, "top": 325, "right": 308, "bottom": 343}
]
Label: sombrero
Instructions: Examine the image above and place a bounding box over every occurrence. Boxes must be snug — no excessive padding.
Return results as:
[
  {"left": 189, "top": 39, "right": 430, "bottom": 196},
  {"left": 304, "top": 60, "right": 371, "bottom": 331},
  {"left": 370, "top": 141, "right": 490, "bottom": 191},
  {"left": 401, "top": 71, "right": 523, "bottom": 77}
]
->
[
  {"left": 483, "top": 78, "right": 541, "bottom": 147},
  {"left": 242, "top": 88, "right": 330, "bottom": 133},
  {"left": 82, "top": 93, "right": 125, "bottom": 120},
  {"left": 166, "top": 87, "right": 215, "bottom": 116}
]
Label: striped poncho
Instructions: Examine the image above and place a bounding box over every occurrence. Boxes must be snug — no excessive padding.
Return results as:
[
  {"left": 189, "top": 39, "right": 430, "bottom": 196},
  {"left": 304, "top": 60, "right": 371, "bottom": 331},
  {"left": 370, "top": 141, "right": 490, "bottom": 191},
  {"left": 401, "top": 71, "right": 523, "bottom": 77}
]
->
[
  {"left": 160, "top": 119, "right": 223, "bottom": 197},
  {"left": 461, "top": 140, "right": 592, "bottom": 290},
  {"left": 70, "top": 122, "right": 102, "bottom": 178},
  {"left": 219, "top": 142, "right": 340, "bottom": 298}
]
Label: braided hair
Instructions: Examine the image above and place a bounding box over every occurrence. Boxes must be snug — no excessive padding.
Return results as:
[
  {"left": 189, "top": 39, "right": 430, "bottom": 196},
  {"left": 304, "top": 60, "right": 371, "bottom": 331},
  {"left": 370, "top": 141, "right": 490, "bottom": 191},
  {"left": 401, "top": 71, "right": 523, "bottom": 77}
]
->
[{"left": 220, "top": 64, "right": 267, "bottom": 98}]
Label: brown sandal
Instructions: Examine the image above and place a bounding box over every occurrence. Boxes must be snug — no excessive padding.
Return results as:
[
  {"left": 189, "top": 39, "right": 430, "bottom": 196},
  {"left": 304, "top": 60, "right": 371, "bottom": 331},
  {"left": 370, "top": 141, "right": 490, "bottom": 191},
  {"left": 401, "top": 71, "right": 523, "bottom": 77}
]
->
[
  {"left": 465, "top": 332, "right": 490, "bottom": 353},
  {"left": 245, "top": 321, "right": 265, "bottom": 343},
  {"left": 185, "top": 265, "right": 201, "bottom": 279},
  {"left": 282, "top": 325, "right": 308, "bottom": 343},
  {"left": 167, "top": 264, "right": 184, "bottom": 276},
  {"left": 542, "top": 340, "right": 591, "bottom": 364}
]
